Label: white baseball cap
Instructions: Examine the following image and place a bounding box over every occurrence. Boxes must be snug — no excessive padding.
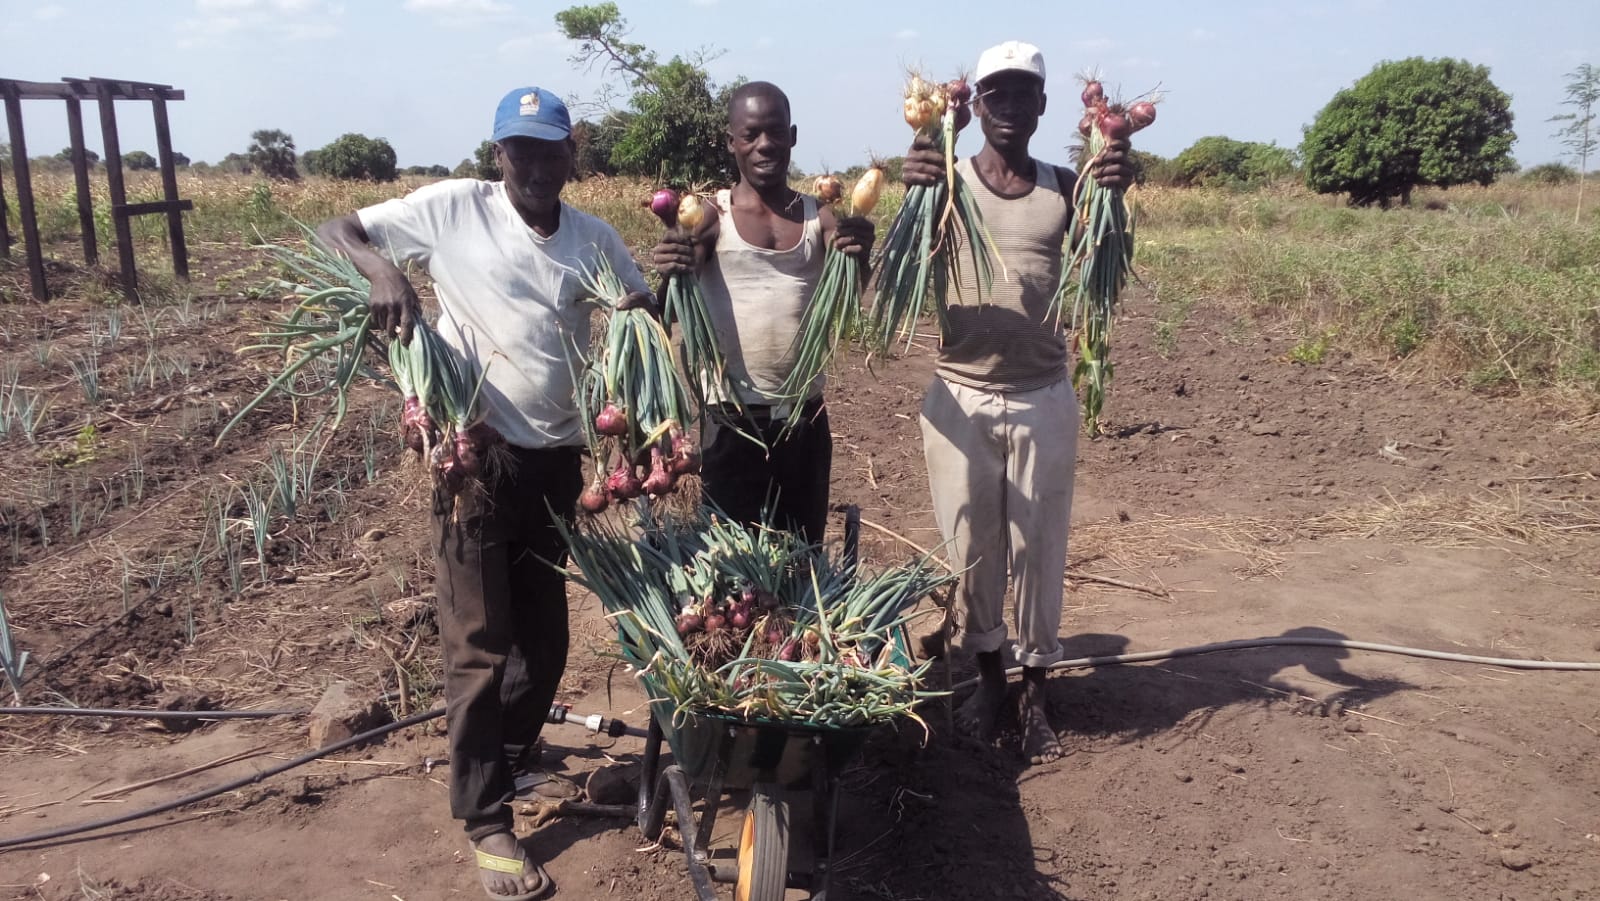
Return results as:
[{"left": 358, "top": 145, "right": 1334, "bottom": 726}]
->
[{"left": 974, "top": 40, "right": 1046, "bottom": 85}]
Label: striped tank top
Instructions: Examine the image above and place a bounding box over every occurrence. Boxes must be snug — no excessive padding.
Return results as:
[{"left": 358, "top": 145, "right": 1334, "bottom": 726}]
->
[{"left": 937, "top": 157, "right": 1074, "bottom": 392}]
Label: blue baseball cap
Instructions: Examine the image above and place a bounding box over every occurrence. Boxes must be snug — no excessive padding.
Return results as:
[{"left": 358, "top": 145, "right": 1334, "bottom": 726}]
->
[{"left": 491, "top": 87, "right": 572, "bottom": 142}]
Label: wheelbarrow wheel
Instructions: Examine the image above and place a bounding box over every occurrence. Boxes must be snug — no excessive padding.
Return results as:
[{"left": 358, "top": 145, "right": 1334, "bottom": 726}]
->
[{"left": 735, "top": 782, "right": 789, "bottom": 901}]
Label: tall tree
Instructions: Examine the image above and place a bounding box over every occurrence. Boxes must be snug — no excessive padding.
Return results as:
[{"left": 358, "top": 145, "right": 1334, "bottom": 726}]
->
[
  {"left": 1549, "top": 62, "right": 1598, "bottom": 222},
  {"left": 247, "top": 129, "right": 300, "bottom": 181},
  {"left": 555, "top": 3, "right": 739, "bottom": 185},
  {"left": 1302, "top": 57, "right": 1516, "bottom": 208}
]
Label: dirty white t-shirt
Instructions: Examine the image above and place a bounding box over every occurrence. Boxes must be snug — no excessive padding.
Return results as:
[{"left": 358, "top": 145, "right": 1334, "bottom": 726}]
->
[{"left": 358, "top": 179, "right": 649, "bottom": 448}]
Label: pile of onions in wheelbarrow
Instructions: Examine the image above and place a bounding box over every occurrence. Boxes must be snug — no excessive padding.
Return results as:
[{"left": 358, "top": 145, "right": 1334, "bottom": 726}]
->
[
  {"left": 572, "top": 254, "right": 698, "bottom": 514},
  {"left": 558, "top": 507, "right": 957, "bottom": 729},
  {"left": 217, "top": 227, "right": 504, "bottom": 497}
]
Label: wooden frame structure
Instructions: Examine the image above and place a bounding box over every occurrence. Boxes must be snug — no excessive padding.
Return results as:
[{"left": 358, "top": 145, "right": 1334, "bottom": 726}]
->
[{"left": 1, "top": 76, "right": 192, "bottom": 301}]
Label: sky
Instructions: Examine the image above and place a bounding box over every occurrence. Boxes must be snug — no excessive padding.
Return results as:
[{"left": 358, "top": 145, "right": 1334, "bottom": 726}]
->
[{"left": 1, "top": 0, "right": 1596, "bottom": 175}]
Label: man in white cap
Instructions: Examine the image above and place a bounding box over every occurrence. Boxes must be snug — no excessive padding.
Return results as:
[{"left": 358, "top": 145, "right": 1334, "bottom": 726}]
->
[
  {"left": 318, "top": 86, "right": 651, "bottom": 900},
  {"left": 901, "top": 42, "right": 1133, "bottom": 764}
]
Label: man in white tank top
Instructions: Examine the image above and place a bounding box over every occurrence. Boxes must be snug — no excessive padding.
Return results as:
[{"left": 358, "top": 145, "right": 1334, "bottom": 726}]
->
[
  {"left": 652, "top": 82, "right": 874, "bottom": 544},
  {"left": 901, "top": 43, "right": 1133, "bottom": 764}
]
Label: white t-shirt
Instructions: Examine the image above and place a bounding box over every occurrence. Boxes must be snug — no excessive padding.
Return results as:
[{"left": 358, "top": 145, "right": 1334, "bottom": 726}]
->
[{"left": 358, "top": 179, "right": 650, "bottom": 448}]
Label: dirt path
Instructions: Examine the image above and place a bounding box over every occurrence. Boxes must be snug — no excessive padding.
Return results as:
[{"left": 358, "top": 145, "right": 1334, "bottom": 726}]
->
[{"left": 2, "top": 283, "right": 1598, "bottom": 900}]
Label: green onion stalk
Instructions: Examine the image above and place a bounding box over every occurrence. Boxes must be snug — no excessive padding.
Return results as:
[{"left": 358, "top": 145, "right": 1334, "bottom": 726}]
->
[
  {"left": 868, "top": 73, "right": 1001, "bottom": 355},
  {"left": 556, "top": 505, "right": 956, "bottom": 730},
  {"left": 575, "top": 255, "right": 698, "bottom": 514},
  {"left": 1056, "top": 78, "right": 1158, "bottom": 436},
  {"left": 771, "top": 167, "right": 886, "bottom": 438},
  {"left": 644, "top": 188, "right": 756, "bottom": 441}
]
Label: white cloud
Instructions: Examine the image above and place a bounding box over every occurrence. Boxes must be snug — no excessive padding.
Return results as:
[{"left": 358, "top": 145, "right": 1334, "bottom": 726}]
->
[
  {"left": 1117, "top": 56, "right": 1162, "bottom": 71},
  {"left": 497, "top": 31, "right": 561, "bottom": 57},
  {"left": 691, "top": 0, "right": 720, "bottom": 6},
  {"left": 894, "top": 28, "right": 918, "bottom": 41},
  {"left": 404, "top": 0, "right": 512, "bottom": 13},
  {"left": 34, "top": 4, "right": 67, "bottom": 19},
  {"left": 1073, "top": 37, "right": 1114, "bottom": 52},
  {"left": 1189, "top": 27, "right": 1216, "bottom": 42},
  {"left": 177, "top": 0, "right": 342, "bottom": 47},
  {"left": 754, "top": 36, "right": 774, "bottom": 49}
]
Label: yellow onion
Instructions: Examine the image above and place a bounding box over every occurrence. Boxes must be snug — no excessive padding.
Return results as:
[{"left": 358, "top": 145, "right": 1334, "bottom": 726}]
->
[
  {"left": 812, "top": 174, "right": 844, "bottom": 205},
  {"left": 677, "top": 193, "right": 706, "bottom": 230},
  {"left": 850, "top": 166, "right": 885, "bottom": 217}
]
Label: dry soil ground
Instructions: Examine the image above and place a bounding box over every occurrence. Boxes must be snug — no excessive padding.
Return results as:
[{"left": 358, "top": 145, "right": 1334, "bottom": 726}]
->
[{"left": 1, "top": 250, "right": 1598, "bottom": 901}]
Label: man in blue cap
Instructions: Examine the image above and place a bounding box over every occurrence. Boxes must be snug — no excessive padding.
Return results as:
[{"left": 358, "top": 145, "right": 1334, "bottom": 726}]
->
[{"left": 319, "top": 86, "right": 651, "bottom": 900}]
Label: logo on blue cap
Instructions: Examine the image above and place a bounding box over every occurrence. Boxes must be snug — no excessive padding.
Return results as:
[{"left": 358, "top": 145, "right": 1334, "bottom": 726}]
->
[{"left": 492, "top": 87, "right": 572, "bottom": 143}]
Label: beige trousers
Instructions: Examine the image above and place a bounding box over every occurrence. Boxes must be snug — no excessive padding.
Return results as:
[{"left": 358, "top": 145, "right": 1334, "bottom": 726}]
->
[{"left": 920, "top": 375, "right": 1078, "bottom": 667}]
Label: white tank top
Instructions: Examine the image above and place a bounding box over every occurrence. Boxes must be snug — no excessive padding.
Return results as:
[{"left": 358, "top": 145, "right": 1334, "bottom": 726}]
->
[{"left": 697, "top": 189, "right": 825, "bottom": 406}]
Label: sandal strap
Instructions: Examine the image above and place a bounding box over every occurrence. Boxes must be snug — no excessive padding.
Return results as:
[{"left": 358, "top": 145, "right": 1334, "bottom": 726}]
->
[{"left": 474, "top": 848, "right": 527, "bottom": 876}]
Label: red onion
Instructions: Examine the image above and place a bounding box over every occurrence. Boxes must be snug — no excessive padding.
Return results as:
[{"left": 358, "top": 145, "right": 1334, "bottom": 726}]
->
[
  {"left": 676, "top": 611, "right": 705, "bottom": 636},
  {"left": 704, "top": 613, "right": 726, "bottom": 633},
  {"left": 764, "top": 625, "right": 786, "bottom": 646},
  {"left": 729, "top": 606, "right": 751, "bottom": 630},
  {"left": 1078, "top": 111, "right": 1096, "bottom": 139},
  {"left": 401, "top": 396, "right": 433, "bottom": 453},
  {"left": 1099, "top": 110, "right": 1133, "bottom": 141},
  {"left": 646, "top": 188, "right": 679, "bottom": 226},
  {"left": 777, "top": 639, "right": 800, "bottom": 662},
  {"left": 453, "top": 429, "right": 481, "bottom": 477},
  {"left": 1081, "top": 81, "right": 1104, "bottom": 108},
  {"left": 605, "top": 460, "right": 642, "bottom": 500},
  {"left": 1127, "top": 100, "right": 1157, "bottom": 132},
  {"left": 595, "top": 403, "right": 628, "bottom": 437},
  {"left": 579, "top": 483, "right": 610, "bottom": 514},
  {"left": 642, "top": 447, "right": 674, "bottom": 496},
  {"left": 465, "top": 420, "right": 502, "bottom": 447}
]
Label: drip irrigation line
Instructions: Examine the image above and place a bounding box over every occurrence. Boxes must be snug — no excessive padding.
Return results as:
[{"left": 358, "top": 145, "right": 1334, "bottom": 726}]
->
[
  {"left": 5, "top": 635, "right": 1596, "bottom": 851},
  {"left": 950, "top": 636, "right": 1600, "bottom": 692},
  {"left": 0, "top": 708, "right": 442, "bottom": 852},
  {"left": 0, "top": 706, "right": 306, "bottom": 720}
]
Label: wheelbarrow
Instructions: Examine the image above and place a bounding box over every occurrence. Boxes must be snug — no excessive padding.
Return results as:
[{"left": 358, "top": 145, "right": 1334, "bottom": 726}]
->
[{"left": 631, "top": 506, "right": 904, "bottom": 900}]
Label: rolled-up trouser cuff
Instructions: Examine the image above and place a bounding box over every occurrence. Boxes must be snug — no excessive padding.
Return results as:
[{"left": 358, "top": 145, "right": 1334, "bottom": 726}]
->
[
  {"left": 465, "top": 811, "right": 515, "bottom": 842},
  {"left": 1013, "top": 640, "right": 1064, "bottom": 669},
  {"left": 957, "top": 620, "right": 1010, "bottom": 656}
]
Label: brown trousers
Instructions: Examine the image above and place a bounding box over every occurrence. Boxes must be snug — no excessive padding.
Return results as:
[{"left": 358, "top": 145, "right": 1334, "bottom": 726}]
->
[{"left": 431, "top": 445, "right": 582, "bottom": 840}]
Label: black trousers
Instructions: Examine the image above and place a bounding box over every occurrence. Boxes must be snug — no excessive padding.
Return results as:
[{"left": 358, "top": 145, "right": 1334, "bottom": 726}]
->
[
  {"left": 431, "top": 445, "right": 582, "bottom": 841},
  {"left": 700, "top": 398, "right": 833, "bottom": 546}
]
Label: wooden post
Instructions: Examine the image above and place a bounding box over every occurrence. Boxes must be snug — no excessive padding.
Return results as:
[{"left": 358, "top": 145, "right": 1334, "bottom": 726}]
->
[
  {"left": 0, "top": 147, "right": 10, "bottom": 259},
  {"left": 95, "top": 81, "right": 138, "bottom": 300},
  {"left": 150, "top": 96, "right": 188, "bottom": 282},
  {"left": 64, "top": 95, "right": 99, "bottom": 267},
  {"left": 2, "top": 82, "right": 49, "bottom": 301}
]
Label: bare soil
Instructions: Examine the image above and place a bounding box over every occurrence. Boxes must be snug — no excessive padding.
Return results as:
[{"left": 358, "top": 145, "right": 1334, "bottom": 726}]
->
[{"left": 2, "top": 249, "right": 1599, "bottom": 901}]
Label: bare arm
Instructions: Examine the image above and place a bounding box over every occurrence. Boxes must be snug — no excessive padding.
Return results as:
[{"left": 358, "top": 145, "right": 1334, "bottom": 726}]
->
[{"left": 316, "top": 213, "right": 423, "bottom": 344}]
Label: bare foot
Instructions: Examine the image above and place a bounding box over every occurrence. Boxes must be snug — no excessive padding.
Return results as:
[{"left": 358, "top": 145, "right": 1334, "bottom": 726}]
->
[
  {"left": 474, "top": 830, "right": 548, "bottom": 899},
  {"left": 1018, "top": 680, "right": 1062, "bottom": 765},
  {"left": 955, "top": 679, "right": 1006, "bottom": 741}
]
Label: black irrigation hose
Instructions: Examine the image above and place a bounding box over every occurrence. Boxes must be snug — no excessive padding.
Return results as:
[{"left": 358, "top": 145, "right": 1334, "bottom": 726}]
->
[
  {"left": 0, "top": 707, "right": 443, "bottom": 852},
  {"left": 0, "top": 707, "right": 306, "bottom": 720}
]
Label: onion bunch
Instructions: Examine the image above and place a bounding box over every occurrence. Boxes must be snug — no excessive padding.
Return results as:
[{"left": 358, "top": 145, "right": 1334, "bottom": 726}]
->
[
  {"left": 220, "top": 228, "right": 503, "bottom": 495},
  {"left": 646, "top": 188, "right": 743, "bottom": 420},
  {"left": 770, "top": 166, "right": 886, "bottom": 436},
  {"left": 868, "top": 72, "right": 1000, "bottom": 354},
  {"left": 558, "top": 507, "right": 955, "bottom": 728},
  {"left": 575, "top": 254, "right": 697, "bottom": 513},
  {"left": 1055, "top": 76, "right": 1158, "bottom": 436}
]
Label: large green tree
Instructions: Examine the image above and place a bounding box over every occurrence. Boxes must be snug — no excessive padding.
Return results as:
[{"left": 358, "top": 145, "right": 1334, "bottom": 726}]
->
[
  {"left": 556, "top": 3, "right": 739, "bottom": 185},
  {"left": 310, "top": 133, "right": 399, "bottom": 181},
  {"left": 247, "top": 129, "right": 300, "bottom": 180},
  {"left": 1302, "top": 57, "right": 1516, "bottom": 207}
]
